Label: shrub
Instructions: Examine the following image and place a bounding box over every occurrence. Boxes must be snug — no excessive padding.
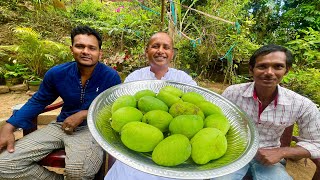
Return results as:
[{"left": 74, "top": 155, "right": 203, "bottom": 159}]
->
[
  {"left": 13, "top": 27, "right": 72, "bottom": 77},
  {"left": 286, "top": 28, "right": 320, "bottom": 69},
  {"left": 282, "top": 68, "right": 320, "bottom": 106}
]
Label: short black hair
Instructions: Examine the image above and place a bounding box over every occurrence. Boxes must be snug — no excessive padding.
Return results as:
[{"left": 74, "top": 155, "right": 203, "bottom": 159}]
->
[
  {"left": 71, "top": 26, "right": 102, "bottom": 49},
  {"left": 249, "top": 44, "right": 293, "bottom": 70}
]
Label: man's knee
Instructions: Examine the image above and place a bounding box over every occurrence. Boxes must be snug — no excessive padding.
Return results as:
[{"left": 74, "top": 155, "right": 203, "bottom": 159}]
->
[
  {"left": 64, "top": 152, "right": 103, "bottom": 179},
  {"left": 0, "top": 155, "right": 17, "bottom": 174},
  {"left": 251, "top": 161, "right": 292, "bottom": 180},
  {"left": 65, "top": 162, "right": 102, "bottom": 179}
]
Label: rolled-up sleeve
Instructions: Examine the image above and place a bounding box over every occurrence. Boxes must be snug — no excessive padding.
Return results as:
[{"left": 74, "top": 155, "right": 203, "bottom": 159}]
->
[{"left": 296, "top": 102, "right": 320, "bottom": 159}]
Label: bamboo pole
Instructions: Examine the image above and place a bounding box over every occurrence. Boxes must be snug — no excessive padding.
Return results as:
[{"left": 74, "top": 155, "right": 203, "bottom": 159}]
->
[{"left": 160, "top": 0, "right": 165, "bottom": 31}]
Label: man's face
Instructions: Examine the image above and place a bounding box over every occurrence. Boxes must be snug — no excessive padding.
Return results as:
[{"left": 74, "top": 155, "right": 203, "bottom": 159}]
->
[
  {"left": 146, "top": 33, "right": 174, "bottom": 68},
  {"left": 251, "top": 51, "right": 288, "bottom": 90},
  {"left": 70, "top": 34, "right": 102, "bottom": 67}
]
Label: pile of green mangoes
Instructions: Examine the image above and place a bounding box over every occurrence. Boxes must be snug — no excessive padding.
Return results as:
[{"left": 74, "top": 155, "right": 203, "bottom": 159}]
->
[{"left": 109, "top": 86, "right": 230, "bottom": 167}]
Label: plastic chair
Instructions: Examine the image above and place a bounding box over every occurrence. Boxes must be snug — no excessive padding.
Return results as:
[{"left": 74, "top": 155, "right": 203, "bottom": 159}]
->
[{"left": 18, "top": 101, "right": 107, "bottom": 180}]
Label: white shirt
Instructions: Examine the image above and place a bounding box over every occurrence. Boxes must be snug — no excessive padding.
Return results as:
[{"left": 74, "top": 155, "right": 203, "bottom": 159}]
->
[
  {"left": 222, "top": 82, "right": 320, "bottom": 158},
  {"left": 124, "top": 66, "right": 197, "bottom": 86},
  {"left": 105, "top": 66, "right": 197, "bottom": 180}
]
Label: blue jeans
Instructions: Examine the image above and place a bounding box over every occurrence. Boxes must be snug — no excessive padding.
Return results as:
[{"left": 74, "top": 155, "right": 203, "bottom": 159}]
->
[{"left": 212, "top": 159, "right": 293, "bottom": 180}]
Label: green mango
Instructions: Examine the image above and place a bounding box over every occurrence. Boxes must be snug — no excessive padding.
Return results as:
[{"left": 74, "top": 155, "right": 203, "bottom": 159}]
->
[
  {"left": 111, "top": 95, "right": 136, "bottom": 113},
  {"left": 152, "top": 134, "right": 191, "bottom": 166},
  {"left": 111, "top": 107, "right": 143, "bottom": 132},
  {"left": 169, "top": 115, "right": 203, "bottom": 139},
  {"left": 156, "top": 91, "right": 182, "bottom": 107},
  {"left": 159, "top": 86, "right": 183, "bottom": 97},
  {"left": 191, "top": 128, "right": 227, "bottom": 165},
  {"left": 138, "top": 96, "right": 168, "bottom": 113},
  {"left": 181, "top": 92, "right": 206, "bottom": 105},
  {"left": 204, "top": 113, "right": 230, "bottom": 135},
  {"left": 196, "top": 101, "right": 223, "bottom": 117},
  {"left": 134, "top": 89, "right": 156, "bottom": 101},
  {"left": 121, "top": 121, "right": 164, "bottom": 152},
  {"left": 142, "top": 110, "right": 173, "bottom": 132},
  {"left": 169, "top": 101, "right": 204, "bottom": 119}
]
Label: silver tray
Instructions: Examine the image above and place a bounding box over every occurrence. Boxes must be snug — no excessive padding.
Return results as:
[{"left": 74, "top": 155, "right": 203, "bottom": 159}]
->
[{"left": 87, "top": 80, "right": 259, "bottom": 179}]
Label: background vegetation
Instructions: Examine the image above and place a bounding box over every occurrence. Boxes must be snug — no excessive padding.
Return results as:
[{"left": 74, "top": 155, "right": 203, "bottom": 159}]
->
[{"left": 0, "top": 0, "right": 319, "bottom": 106}]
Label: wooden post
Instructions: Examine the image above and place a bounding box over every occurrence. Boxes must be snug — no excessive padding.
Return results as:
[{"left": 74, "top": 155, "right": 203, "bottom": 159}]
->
[{"left": 160, "top": 0, "right": 165, "bottom": 31}]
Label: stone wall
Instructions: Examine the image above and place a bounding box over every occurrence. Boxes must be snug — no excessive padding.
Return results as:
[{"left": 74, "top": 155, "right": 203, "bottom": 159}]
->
[{"left": 0, "top": 84, "right": 39, "bottom": 94}]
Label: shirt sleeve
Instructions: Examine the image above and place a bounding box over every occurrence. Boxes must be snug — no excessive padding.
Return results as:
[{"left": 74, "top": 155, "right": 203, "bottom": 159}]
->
[
  {"left": 183, "top": 75, "right": 197, "bottom": 86},
  {"left": 124, "top": 73, "right": 135, "bottom": 83},
  {"left": 173, "top": 69, "right": 197, "bottom": 86},
  {"left": 221, "top": 86, "right": 233, "bottom": 99},
  {"left": 124, "top": 69, "right": 147, "bottom": 83},
  {"left": 296, "top": 101, "right": 320, "bottom": 159},
  {"left": 109, "top": 71, "right": 122, "bottom": 86},
  {"left": 6, "top": 69, "right": 59, "bottom": 129}
]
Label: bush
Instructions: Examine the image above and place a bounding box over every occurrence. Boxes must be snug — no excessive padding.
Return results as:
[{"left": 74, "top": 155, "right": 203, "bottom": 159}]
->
[
  {"left": 282, "top": 68, "right": 320, "bottom": 106},
  {"left": 13, "top": 27, "right": 72, "bottom": 77},
  {"left": 286, "top": 28, "right": 320, "bottom": 69}
]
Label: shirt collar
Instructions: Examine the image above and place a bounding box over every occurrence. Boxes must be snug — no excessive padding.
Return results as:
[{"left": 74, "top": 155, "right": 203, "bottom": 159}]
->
[
  {"left": 252, "top": 85, "right": 279, "bottom": 107},
  {"left": 243, "top": 82, "right": 291, "bottom": 106},
  {"left": 73, "top": 61, "right": 102, "bottom": 79},
  {"left": 148, "top": 66, "right": 171, "bottom": 79},
  {"left": 277, "top": 85, "right": 292, "bottom": 105}
]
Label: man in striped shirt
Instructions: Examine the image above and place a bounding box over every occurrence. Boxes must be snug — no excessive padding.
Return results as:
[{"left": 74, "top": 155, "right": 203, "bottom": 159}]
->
[{"left": 220, "top": 44, "right": 320, "bottom": 179}]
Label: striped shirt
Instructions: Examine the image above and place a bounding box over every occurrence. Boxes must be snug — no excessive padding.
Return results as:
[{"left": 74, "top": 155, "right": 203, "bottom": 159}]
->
[
  {"left": 222, "top": 82, "right": 320, "bottom": 159},
  {"left": 124, "top": 66, "right": 197, "bottom": 86}
]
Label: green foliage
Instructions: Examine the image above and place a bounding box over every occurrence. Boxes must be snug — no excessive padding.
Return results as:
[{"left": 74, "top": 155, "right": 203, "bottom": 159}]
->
[
  {"left": 282, "top": 68, "right": 320, "bottom": 105},
  {"left": 3, "top": 63, "right": 30, "bottom": 79},
  {"left": 243, "top": 0, "right": 283, "bottom": 44},
  {"left": 69, "top": 0, "right": 162, "bottom": 73},
  {"left": 282, "top": 1, "right": 320, "bottom": 31},
  {"left": 11, "top": 27, "right": 71, "bottom": 77},
  {"left": 293, "top": 123, "right": 299, "bottom": 137},
  {"left": 0, "top": 66, "right": 5, "bottom": 85},
  {"left": 285, "top": 28, "right": 320, "bottom": 68},
  {"left": 232, "top": 75, "right": 251, "bottom": 84},
  {"left": 290, "top": 123, "right": 299, "bottom": 147},
  {"left": 172, "top": 0, "right": 259, "bottom": 83},
  {"left": 70, "top": 0, "right": 105, "bottom": 19},
  {"left": 244, "top": 0, "right": 320, "bottom": 44},
  {"left": 174, "top": 39, "right": 200, "bottom": 74},
  {"left": 0, "top": 1, "right": 19, "bottom": 23},
  {"left": 0, "top": 0, "right": 318, "bottom": 90}
]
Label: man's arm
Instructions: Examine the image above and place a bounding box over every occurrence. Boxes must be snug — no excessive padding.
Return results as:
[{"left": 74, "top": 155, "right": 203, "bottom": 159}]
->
[
  {"left": 256, "top": 146, "right": 311, "bottom": 165},
  {"left": 295, "top": 102, "right": 320, "bottom": 159},
  {"left": 1, "top": 69, "right": 59, "bottom": 152},
  {"left": 6, "top": 69, "right": 59, "bottom": 129}
]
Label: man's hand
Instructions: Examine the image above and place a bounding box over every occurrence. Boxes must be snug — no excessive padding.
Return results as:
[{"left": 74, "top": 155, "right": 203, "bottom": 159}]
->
[
  {"left": 256, "top": 146, "right": 311, "bottom": 166},
  {"left": 0, "top": 123, "right": 16, "bottom": 153},
  {"left": 255, "top": 148, "right": 285, "bottom": 165},
  {"left": 61, "top": 110, "right": 88, "bottom": 135}
]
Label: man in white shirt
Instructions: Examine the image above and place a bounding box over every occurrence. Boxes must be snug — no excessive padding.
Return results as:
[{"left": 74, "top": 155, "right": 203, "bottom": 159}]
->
[
  {"left": 105, "top": 32, "right": 197, "bottom": 180},
  {"left": 123, "top": 32, "right": 197, "bottom": 86},
  {"left": 221, "top": 44, "right": 320, "bottom": 179}
]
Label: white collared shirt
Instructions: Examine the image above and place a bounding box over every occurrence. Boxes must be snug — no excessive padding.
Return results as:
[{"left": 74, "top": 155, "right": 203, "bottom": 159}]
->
[
  {"left": 222, "top": 82, "right": 320, "bottom": 158},
  {"left": 124, "top": 66, "right": 197, "bottom": 86},
  {"left": 105, "top": 67, "right": 198, "bottom": 180}
]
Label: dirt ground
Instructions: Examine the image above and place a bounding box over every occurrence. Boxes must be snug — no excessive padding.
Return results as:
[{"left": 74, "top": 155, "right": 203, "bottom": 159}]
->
[{"left": 0, "top": 90, "right": 316, "bottom": 179}]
